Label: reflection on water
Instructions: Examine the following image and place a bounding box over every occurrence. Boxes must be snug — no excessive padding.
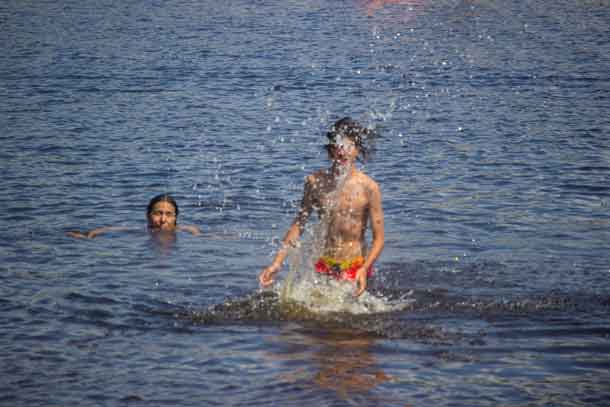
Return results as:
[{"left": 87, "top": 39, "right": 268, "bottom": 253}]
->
[{"left": 273, "top": 328, "right": 392, "bottom": 400}]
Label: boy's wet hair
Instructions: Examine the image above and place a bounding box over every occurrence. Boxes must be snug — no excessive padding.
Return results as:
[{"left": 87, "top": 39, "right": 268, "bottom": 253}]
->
[
  {"left": 147, "top": 194, "right": 179, "bottom": 218},
  {"left": 325, "top": 117, "right": 377, "bottom": 161}
]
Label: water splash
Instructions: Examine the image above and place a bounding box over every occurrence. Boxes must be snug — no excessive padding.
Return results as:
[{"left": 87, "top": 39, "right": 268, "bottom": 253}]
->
[
  {"left": 279, "top": 269, "right": 412, "bottom": 315},
  {"left": 275, "top": 165, "right": 412, "bottom": 316}
]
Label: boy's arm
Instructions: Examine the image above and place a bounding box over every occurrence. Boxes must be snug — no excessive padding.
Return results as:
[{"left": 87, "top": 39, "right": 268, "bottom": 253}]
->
[
  {"left": 355, "top": 181, "right": 385, "bottom": 296},
  {"left": 259, "top": 177, "right": 315, "bottom": 287}
]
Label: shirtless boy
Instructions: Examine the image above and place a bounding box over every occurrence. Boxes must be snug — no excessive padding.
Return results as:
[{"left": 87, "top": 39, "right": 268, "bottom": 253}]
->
[{"left": 259, "top": 117, "right": 384, "bottom": 297}]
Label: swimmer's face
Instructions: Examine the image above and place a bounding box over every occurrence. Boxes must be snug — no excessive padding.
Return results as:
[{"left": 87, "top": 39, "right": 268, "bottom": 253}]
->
[
  {"left": 147, "top": 201, "right": 177, "bottom": 232},
  {"left": 328, "top": 136, "right": 359, "bottom": 166}
]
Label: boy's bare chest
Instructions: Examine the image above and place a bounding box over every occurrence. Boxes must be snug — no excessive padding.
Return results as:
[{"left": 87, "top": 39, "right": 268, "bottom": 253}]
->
[{"left": 314, "top": 182, "right": 369, "bottom": 214}]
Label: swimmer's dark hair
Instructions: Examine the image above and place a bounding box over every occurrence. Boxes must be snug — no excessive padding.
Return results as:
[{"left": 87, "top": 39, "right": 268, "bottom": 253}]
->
[
  {"left": 325, "top": 117, "right": 377, "bottom": 161},
  {"left": 147, "top": 194, "right": 179, "bottom": 218}
]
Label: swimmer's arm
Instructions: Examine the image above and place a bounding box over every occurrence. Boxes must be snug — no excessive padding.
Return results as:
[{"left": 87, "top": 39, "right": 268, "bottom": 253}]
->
[
  {"left": 66, "top": 226, "right": 133, "bottom": 239},
  {"left": 178, "top": 224, "right": 202, "bottom": 236},
  {"left": 356, "top": 181, "right": 385, "bottom": 297}
]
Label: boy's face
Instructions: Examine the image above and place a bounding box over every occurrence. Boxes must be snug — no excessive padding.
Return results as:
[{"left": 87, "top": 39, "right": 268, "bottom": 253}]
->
[
  {"left": 328, "top": 136, "right": 359, "bottom": 166},
  {"left": 148, "top": 201, "right": 177, "bottom": 232}
]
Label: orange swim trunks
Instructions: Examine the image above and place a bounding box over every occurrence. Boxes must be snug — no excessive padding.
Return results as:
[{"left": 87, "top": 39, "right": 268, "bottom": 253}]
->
[{"left": 314, "top": 256, "right": 373, "bottom": 280}]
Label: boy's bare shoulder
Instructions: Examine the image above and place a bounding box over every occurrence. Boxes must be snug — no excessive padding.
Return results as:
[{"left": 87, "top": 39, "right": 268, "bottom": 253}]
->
[
  {"left": 355, "top": 170, "right": 378, "bottom": 185},
  {"left": 355, "top": 171, "right": 381, "bottom": 195},
  {"left": 305, "top": 169, "right": 328, "bottom": 185},
  {"left": 310, "top": 169, "right": 328, "bottom": 178}
]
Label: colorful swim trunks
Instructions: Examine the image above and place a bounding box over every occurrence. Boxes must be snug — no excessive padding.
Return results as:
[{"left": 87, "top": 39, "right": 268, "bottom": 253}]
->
[{"left": 314, "top": 256, "right": 373, "bottom": 280}]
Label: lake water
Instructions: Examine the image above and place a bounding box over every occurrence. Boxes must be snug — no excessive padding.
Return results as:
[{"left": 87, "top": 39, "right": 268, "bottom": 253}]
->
[{"left": 1, "top": 0, "right": 609, "bottom": 406}]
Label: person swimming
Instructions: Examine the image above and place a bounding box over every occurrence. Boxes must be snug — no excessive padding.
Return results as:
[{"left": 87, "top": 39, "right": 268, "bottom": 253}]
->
[
  {"left": 259, "top": 117, "right": 384, "bottom": 297},
  {"left": 66, "top": 193, "right": 201, "bottom": 238}
]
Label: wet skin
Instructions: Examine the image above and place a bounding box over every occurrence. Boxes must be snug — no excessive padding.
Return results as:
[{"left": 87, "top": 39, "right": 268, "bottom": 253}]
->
[
  {"left": 259, "top": 137, "right": 384, "bottom": 296},
  {"left": 147, "top": 201, "right": 177, "bottom": 232},
  {"left": 66, "top": 200, "right": 200, "bottom": 238}
]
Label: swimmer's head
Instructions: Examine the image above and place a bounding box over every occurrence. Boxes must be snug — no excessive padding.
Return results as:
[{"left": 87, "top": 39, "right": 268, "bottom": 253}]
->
[
  {"left": 147, "top": 194, "right": 179, "bottom": 232},
  {"left": 325, "top": 117, "right": 376, "bottom": 162}
]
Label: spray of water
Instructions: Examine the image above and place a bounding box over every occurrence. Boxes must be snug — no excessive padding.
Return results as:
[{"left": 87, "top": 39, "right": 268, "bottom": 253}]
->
[{"left": 276, "top": 164, "right": 410, "bottom": 316}]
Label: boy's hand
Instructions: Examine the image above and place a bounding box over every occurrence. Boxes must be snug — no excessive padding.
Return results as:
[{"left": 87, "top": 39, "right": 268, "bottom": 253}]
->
[
  {"left": 259, "top": 265, "right": 280, "bottom": 287},
  {"left": 354, "top": 267, "right": 368, "bottom": 297}
]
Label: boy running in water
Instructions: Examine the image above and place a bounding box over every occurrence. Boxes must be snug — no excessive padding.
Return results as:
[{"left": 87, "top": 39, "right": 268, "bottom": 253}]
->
[{"left": 259, "top": 117, "right": 384, "bottom": 297}]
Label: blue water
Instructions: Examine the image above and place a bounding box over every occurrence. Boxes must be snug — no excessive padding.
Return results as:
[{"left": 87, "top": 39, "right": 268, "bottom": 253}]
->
[{"left": 2, "top": 0, "right": 610, "bottom": 405}]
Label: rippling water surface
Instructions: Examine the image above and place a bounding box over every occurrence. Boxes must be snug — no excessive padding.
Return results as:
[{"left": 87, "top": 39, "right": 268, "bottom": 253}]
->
[{"left": 2, "top": 0, "right": 609, "bottom": 406}]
